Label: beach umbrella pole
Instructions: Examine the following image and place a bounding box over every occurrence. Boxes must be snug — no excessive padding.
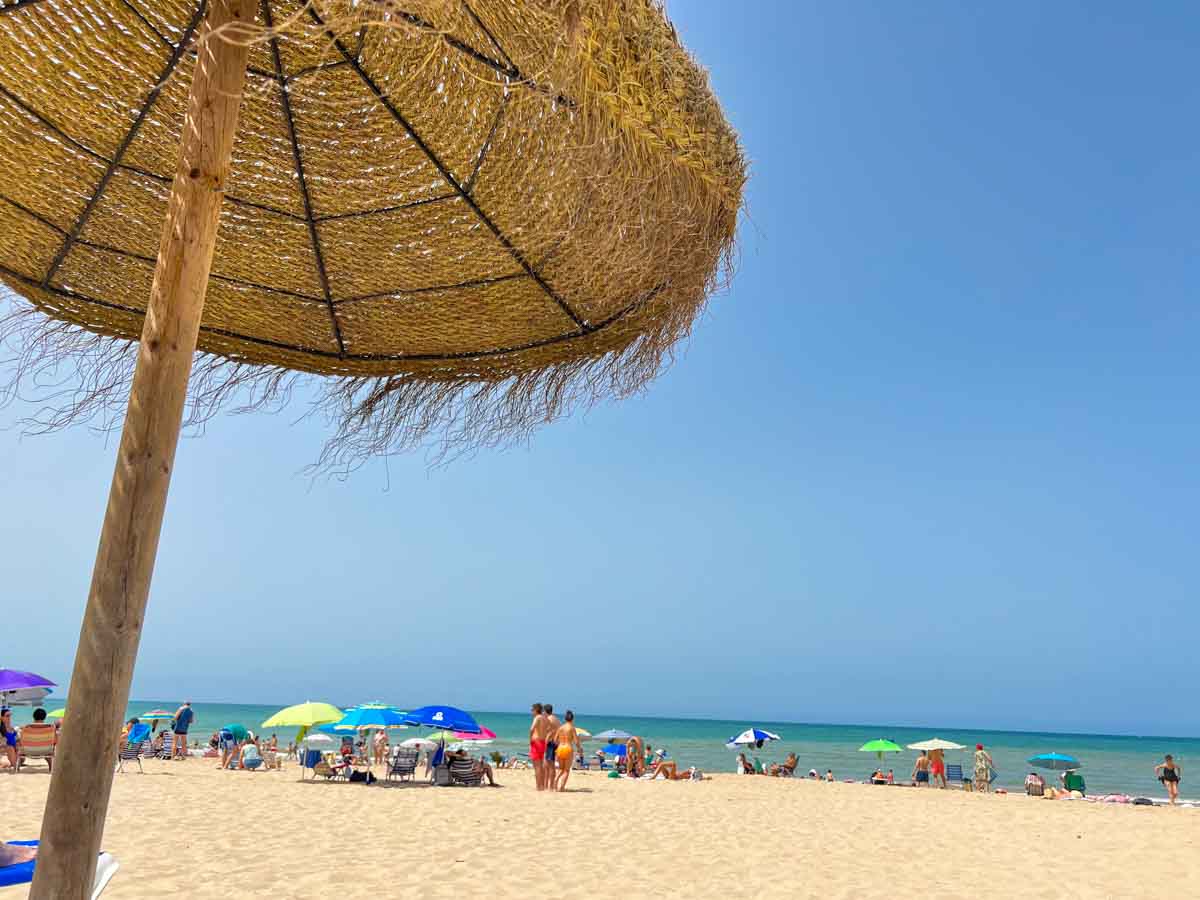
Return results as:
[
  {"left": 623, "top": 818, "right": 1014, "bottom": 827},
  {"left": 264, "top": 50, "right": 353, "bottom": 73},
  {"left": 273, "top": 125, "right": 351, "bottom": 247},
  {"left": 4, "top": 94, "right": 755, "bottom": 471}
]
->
[{"left": 31, "top": 2, "right": 254, "bottom": 896}]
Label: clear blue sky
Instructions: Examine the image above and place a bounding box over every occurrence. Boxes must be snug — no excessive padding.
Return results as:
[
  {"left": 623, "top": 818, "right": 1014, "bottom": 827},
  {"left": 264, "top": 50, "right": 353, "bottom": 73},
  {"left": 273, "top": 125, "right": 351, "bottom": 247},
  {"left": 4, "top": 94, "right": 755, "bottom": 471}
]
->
[{"left": 2, "top": 1, "right": 1197, "bottom": 736}]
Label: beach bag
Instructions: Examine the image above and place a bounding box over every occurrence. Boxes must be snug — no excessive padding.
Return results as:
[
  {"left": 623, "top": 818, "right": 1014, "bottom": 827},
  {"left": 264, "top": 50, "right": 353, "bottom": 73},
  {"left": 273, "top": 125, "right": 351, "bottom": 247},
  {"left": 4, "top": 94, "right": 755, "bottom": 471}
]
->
[
  {"left": 1132, "top": 797, "right": 1154, "bottom": 806},
  {"left": 434, "top": 764, "right": 452, "bottom": 786},
  {"left": 348, "top": 769, "right": 376, "bottom": 784}
]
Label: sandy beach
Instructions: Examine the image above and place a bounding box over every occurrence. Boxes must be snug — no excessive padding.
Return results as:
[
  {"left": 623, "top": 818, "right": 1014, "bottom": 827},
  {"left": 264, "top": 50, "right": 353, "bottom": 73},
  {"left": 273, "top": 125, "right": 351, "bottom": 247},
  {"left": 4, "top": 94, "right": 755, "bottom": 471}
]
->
[{"left": 5, "top": 758, "right": 1199, "bottom": 898}]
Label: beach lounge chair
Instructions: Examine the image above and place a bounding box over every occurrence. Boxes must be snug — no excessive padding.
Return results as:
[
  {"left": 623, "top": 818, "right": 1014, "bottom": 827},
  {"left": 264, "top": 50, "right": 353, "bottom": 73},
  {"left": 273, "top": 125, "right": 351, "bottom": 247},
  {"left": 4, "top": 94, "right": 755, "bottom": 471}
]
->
[
  {"left": 1063, "top": 771, "right": 1086, "bottom": 795},
  {"left": 387, "top": 749, "right": 419, "bottom": 782},
  {"left": 946, "top": 764, "right": 969, "bottom": 787},
  {"left": 448, "top": 756, "right": 482, "bottom": 787},
  {"left": 0, "top": 841, "right": 118, "bottom": 897},
  {"left": 314, "top": 757, "right": 348, "bottom": 781},
  {"left": 17, "top": 723, "right": 56, "bottom": 773},
  {"left": 155, "top": 731, "right": 174, "bottom": 759},
  {"left": 116, "top": 724, "right": 153, "bottom": 774}
]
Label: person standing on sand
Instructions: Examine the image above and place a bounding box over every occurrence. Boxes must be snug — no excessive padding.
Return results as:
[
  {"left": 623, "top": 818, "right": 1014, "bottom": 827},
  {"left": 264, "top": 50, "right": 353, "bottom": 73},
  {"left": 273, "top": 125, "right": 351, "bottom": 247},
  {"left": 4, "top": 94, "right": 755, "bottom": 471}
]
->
[
  {"left": 171, "top": 702, "right": 194, "bottom": 759},
  {"left": 553, "top": 710, "right": 582, "bottom": 791},
  {"left": 929, "top": 747, "right": 946, "bottom": 789},
  {"left": 543, "top": 704, "right": 561, "bottom": 782},
  {"left": 1155, "top": 754, "right": 1182, "bottom": 805},
  {"left": 912, "top": 750, "right": 931, "bottom": 786},
  {"left": 529, "top": 703, "right": 551, "bottom": 791},
  {"left": 974, "top": 744, "right": 994, "bottom": 793}
]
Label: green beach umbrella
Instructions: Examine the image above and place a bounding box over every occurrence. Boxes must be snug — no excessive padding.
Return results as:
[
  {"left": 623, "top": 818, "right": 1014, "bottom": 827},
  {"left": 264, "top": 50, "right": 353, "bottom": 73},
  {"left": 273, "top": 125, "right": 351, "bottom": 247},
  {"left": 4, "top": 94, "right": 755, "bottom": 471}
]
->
[
  {"left": 48, "top": 708, "right": 65, "bottom": 720},
  {"left": 859, "top": 739, "right": 904, "bottom": 762}
]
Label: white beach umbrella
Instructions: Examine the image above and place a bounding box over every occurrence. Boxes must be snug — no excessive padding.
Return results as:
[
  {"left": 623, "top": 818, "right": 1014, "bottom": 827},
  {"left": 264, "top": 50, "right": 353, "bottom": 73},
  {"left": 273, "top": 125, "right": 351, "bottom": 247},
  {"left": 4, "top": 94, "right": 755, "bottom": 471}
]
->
[
  {"left": 725, "top": 728, "right": 782, "bottom": 749},
  {"left": 301, "top": 733, "right": 336, "bottom": 748},
  {"left": 906, "top": 738, "right": 966, "bottom": 752},
  {"left": 401, "top": 738, "right": 438, "bottom": 751}
]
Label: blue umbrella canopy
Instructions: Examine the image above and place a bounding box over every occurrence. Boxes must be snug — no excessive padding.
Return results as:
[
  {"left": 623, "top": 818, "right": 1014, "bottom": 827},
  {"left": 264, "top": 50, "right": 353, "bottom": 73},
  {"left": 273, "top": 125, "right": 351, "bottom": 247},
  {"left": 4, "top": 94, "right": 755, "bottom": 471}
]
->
[
  {"left": 1029, "top": 752, "right": 1081, "bottom": 771},
  {"left": 725, "top": 728, "right": 782, "bottom": 749},
  {"left": 593, "top": 729, "right": 634, "bottom": 742},
  {"left": 403, "top": 705, "right": 480, "bottom": 734},
  {"left": 601, "top": 743, "right": 628, "bottom": 756},
  {"left": 330, "top": 706, "right": 408, "bottom": 730}
]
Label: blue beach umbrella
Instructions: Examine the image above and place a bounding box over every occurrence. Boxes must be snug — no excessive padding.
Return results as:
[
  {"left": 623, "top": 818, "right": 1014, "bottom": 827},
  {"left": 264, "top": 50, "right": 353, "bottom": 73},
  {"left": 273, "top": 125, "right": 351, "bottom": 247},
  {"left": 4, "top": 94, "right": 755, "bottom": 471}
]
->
[
  {"left": 601, "top": 744, "right": 628, "bottom": 757},
  {"left": 331, "top": 706, "right": 408, "bottom": 730},
  {"left": 593, "top": 729, "right": 634, "bottom": 742},
  {"left": 1029, "top": 752, "right": 1081, "bottom": 771},
  {"left": 725, "top": 728, "right": 781, "bottom": 749},
  {"left": 403, "top": 705, "right": 481, "bottom": 734}
]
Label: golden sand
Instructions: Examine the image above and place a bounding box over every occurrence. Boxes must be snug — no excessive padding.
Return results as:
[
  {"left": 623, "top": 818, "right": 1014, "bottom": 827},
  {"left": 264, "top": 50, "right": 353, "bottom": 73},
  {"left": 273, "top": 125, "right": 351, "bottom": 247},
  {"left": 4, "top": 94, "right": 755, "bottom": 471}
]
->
[{"left": 6, "top": 758, "right": 1199, "bottom": 898}]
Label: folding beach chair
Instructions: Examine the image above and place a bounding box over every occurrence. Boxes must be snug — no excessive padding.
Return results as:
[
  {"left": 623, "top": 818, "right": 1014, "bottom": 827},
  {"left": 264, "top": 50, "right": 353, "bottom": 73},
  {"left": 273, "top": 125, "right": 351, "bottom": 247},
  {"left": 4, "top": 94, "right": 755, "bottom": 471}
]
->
[
  {"left": 448, "top": 756, "right": 483, "bottom": 787},
  {"left": 116, "top": 724, "right": 152, "bottom": 774},
  {"left": 945, "top": 764, "right": 970, "bottom": 788},
  {"left": 155, "top": 730, "right": 174, "bottom": 759},
  {"left": 386, "top": 749, "right": 419, "bottom": 782},
  {"left": 16, "top": 724, "right": 57, "bottom": 773}
]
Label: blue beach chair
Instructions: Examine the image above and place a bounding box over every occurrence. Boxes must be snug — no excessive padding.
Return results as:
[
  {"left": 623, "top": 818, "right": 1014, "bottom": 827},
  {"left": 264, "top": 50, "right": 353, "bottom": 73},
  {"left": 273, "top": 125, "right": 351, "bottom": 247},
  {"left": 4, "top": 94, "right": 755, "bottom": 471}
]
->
[{"left": 0, "top": 841, "right": 119, "bottom": 897}]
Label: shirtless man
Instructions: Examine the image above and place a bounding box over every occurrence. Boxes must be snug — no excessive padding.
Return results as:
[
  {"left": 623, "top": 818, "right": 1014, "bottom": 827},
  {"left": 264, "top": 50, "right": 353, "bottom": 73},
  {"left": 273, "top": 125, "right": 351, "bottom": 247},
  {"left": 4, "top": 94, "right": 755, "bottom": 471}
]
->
[
  {"left": 912, "top": 749, "right": 931, "bottom": 786},
  {"left": 929, "top": 747, "right": 946, "bottom": 788},
  {"left": 553, "top": 710, "right": 582, "bottom": 791},
  {"left": 543, "top": 704, "right": 561, "bottom": 782},
  {"left": 529, "top": 703, "right": 552, "bottom": 791}
]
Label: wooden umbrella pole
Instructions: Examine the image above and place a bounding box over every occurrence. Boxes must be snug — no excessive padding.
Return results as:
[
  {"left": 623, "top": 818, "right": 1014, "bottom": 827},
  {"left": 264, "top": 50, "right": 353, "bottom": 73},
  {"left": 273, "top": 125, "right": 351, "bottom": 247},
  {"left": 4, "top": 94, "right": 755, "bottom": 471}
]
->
[{"left": 30, "top": 2, "right": 254, "bottom": 896}]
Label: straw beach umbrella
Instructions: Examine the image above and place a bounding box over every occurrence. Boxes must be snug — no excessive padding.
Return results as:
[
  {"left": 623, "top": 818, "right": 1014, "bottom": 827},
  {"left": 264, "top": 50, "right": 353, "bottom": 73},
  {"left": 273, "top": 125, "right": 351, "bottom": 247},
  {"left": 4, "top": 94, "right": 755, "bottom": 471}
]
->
[{"left": 0, "top": 2, "right": 744, "bottom": 894}]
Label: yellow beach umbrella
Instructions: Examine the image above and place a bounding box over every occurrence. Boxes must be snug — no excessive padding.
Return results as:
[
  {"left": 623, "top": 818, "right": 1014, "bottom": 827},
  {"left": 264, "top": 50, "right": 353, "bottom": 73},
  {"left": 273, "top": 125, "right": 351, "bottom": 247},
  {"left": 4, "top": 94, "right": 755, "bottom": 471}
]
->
[
  {"left": 261, "top": 701, "right": 343, "bottom": 730},
  {"left": 48, "top": 708, "right": 66, "bottom": 720}
]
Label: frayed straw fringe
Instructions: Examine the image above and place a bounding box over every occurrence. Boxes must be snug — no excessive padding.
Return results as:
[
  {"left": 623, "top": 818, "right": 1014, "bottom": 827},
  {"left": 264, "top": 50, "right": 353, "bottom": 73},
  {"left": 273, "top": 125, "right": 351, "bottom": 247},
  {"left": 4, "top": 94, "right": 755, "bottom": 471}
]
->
[{"left": 0, "top": 0, "right": 743, "bottom": 469}]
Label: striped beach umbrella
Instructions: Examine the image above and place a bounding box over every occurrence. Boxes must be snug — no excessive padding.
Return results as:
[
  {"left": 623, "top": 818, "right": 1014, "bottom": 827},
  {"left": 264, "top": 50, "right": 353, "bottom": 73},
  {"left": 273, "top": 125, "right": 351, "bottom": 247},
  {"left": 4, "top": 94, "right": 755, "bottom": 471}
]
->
[{"left": 726, "top": 728, "right": 782, "bottom": 749}]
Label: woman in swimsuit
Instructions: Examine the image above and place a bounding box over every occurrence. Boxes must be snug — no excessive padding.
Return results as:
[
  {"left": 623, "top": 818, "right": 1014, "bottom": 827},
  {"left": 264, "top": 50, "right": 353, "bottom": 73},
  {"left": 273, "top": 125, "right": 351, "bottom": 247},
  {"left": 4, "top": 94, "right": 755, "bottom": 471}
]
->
[
  {"left": 1155, "top": 754, "right": 1182, "bottom": 805},
  {"left": 1, "top": 708, "right": 18, "bottom": 772},
  {"left": 553, "top": 711, "right": 581, "bottom": 792}
]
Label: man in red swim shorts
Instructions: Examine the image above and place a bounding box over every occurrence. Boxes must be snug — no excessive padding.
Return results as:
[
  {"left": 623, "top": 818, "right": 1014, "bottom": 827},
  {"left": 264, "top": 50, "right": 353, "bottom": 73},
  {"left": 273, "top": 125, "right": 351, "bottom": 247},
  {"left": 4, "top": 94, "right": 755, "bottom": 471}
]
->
[
  {"left": 529, "top": 702, "right": 551, "bottom": 791},
  {"left": 930, "top": 748, "right": 946, "bottom": 788}
]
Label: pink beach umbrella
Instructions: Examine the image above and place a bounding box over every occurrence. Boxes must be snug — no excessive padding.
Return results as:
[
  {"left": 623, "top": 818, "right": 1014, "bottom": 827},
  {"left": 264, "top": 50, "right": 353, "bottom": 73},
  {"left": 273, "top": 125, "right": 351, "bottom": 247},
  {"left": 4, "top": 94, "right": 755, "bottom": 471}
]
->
[{"left": 453, "top": 727, "right": 497, "bottom": 741}]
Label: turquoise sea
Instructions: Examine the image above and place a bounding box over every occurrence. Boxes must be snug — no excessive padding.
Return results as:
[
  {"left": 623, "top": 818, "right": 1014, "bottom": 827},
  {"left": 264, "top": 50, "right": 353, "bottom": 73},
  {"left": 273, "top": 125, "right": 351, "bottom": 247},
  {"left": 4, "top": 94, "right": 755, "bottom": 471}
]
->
[{"left": 11, "top": 700, "right": 1195, "bottom": 799}]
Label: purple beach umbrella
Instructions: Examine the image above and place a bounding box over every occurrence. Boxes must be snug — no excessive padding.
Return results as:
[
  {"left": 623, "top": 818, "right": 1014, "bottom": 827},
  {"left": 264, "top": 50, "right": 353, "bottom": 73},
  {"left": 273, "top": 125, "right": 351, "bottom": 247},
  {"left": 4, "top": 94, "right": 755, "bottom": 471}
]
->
[{"left": 0, "top": 669, "right": 56, "bottom": 698}]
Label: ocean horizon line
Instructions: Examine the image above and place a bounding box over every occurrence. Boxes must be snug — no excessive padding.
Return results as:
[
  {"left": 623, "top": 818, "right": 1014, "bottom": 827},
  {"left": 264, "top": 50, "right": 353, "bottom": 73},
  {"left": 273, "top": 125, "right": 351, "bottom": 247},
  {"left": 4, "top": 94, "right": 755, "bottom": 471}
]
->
[{"left": 37, "top": 696, "right": 1198, "bottom": 744}]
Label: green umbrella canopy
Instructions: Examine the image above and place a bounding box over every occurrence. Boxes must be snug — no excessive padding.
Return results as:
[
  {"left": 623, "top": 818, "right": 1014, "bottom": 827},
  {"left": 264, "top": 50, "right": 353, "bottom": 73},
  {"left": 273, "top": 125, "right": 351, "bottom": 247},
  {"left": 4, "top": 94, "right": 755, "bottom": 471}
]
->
[{"left": 859, "top": 739, "right": 904, "bottom": 762}]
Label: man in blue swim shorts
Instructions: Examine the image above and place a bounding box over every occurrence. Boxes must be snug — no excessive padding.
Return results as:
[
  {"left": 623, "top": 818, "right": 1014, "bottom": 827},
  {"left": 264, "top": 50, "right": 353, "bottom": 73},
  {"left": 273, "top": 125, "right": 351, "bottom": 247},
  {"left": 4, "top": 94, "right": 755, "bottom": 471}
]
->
[{"left": 172, "top": 702, "right": 194, "bottom": 759}]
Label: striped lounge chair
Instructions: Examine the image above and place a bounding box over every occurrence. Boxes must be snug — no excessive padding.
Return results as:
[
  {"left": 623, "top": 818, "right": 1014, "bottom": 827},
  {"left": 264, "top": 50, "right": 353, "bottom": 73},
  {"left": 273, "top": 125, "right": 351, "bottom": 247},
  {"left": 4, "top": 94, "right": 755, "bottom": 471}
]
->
[
  {"left": 448, "top": 756, "right": 483, "bottom": 787},
  {"left": 387, "top": 749, "right": 419, "bottom": 782},
  {"left": 116, "top": 725, "right": 153, "bottom": 774},
  {"left": 155, "top": 731, "right": 175, "bottom": 759},
  {"left": 16, "top": 724, "right": 57, "bottom": 773}
]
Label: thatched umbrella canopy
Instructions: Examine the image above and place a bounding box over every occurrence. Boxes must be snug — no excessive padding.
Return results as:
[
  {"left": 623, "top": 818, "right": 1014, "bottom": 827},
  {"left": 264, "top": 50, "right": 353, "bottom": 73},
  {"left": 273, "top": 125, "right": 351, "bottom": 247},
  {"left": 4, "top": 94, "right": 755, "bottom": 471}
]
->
[
  {"left": 0, "top": 1, "right": 743, "bottom": 895},
  {"left": 0, "top": 0, "right": 743, "bottom": 462}
]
